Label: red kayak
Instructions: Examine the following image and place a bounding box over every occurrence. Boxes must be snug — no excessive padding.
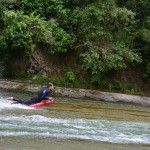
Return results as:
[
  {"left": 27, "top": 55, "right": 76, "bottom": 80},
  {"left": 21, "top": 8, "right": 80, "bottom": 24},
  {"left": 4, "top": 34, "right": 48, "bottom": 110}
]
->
[{"left": 29, "top": 99, "right": 55, "bottom": 108}]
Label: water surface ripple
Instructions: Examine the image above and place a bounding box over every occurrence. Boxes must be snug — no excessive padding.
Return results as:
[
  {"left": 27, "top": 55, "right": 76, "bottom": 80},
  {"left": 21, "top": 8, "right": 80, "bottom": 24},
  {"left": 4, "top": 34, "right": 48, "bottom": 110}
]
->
[
  {"left": 0, "top": 91, "right": 150, "bottom": 145},
  {"left": 0, "top": 114, "right": 150, "bottom": 144}
]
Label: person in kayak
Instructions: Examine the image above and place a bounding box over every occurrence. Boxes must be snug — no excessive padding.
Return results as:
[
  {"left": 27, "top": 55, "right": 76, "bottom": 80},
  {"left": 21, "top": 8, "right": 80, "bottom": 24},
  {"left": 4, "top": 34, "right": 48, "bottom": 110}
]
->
[{"left": 7, "top": 83, "right": 54, "bottom": 105}]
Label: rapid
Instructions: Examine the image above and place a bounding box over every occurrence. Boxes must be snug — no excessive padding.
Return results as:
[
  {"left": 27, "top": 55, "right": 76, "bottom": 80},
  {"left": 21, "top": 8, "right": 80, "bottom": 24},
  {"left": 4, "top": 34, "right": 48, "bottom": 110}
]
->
[{"left": 0, "top": 89, "right": 150, "bottom": 150}]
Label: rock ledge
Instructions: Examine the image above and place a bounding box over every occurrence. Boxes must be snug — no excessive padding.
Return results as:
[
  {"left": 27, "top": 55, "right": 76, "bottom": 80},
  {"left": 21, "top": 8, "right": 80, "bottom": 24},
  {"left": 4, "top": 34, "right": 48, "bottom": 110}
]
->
[{"left": 0, "top": 79, "right": 150, "bottom": 106}]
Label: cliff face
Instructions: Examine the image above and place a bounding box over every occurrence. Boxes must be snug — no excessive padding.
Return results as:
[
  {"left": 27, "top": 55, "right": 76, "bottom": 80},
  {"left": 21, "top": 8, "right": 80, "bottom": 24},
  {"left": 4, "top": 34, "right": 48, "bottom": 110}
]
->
[
  {"left": 8, "top": 49, "right": 64, "bottom": 77},
  {"left": 7, "top": 47, "right": 83, "bottom": 79}
]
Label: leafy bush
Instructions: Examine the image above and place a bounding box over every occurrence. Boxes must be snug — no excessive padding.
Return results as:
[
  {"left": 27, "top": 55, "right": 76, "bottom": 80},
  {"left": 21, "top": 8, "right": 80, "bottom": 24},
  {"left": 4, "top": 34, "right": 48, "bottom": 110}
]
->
[
  {"left": 80, "top": 42, "right": 141, "bottom": 84},
  {"left": 2, "top": 11, "right": 46, "bottom": 55},
  {"left": 18, "top": 0, "right": 67, "bottom": 19},
  {"left": 113, "top": 81, "right": 137, "bottom": 93},
  {"left": 1, "top": 10, "right": 73, "bottom": 56},
  {"left": 133, "top": 28, "right": 150, "bottom": 54},
  {"left": 71, "top": 1, "right": 142, "bottom": 85},
  {"left": 65, "top": 71, "right": 76, "bottom": 83},
  {"left": 47, "top": 19, "right": 74, "bottom": 53},
  {"left": 32, "top": 75, "right": 49, "bottom": 83}
]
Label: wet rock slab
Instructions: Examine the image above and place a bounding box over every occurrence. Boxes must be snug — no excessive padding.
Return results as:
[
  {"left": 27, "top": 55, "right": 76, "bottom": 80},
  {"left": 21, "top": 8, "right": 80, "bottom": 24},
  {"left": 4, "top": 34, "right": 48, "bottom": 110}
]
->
[{"left": 0, "top": 79, "right": 150, "bottom": 106}]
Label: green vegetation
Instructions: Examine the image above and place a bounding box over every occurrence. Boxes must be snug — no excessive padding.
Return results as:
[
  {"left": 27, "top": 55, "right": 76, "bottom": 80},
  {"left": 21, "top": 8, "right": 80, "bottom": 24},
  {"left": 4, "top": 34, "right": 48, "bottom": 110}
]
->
[
  {"left": 0, "top": 0, "right": 149, "bottom": 93},
  {"left": 65, "top": 71, "right": 76, "bottom": 83},
  {"left": 8, "top": 70, "right": 87, "bottom": 88},
  {"left": 0, "top": 10, "right": 73, "bottom": 57}
]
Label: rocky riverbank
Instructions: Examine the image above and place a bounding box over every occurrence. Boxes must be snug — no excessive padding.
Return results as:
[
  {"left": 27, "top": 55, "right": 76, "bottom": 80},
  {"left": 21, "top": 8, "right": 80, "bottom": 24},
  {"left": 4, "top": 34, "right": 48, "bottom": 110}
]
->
[{"left": 0, "top": 79, "right": 150, "bottom": 106}]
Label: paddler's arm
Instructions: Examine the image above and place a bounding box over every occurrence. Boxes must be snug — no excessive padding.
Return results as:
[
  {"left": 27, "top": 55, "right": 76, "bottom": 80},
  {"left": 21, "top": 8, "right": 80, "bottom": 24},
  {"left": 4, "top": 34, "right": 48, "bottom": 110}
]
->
[{"left": 42, "top": 97, "right": 54, "bottom": 103}]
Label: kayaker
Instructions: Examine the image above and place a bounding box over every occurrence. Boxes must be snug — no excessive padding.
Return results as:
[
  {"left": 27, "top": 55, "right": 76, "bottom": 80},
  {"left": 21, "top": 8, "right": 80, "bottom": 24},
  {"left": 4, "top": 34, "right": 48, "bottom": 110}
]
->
[{"left": 7, "top": 82, "right": 54, "bottom": 105}]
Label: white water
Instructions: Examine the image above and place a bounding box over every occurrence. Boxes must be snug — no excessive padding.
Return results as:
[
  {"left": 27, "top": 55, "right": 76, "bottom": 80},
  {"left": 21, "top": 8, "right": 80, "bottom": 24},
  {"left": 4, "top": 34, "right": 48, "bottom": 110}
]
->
[
  {"left": 0, "top": 95, "right": 150, "bottom": 145},
  {"left": 0, "top": 97, "right": 31, "bottom": 111},
  {"left": 0, "top": 114, "right": 150, "bottom": 144}
]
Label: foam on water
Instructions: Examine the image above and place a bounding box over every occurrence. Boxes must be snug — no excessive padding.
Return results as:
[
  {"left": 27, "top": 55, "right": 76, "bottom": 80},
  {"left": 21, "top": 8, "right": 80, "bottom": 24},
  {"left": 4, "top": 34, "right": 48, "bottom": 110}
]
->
[
  {"left": 0, "top": 98, "right": 31, "bottom": 111},
  {"left": 0, "top": 115, "right": 150, "bottom": 144}
]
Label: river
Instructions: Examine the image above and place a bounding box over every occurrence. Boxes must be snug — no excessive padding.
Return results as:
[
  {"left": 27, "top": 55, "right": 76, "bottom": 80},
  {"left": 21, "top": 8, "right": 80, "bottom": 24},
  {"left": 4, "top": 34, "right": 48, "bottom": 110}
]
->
[{"left": 0, "top": 89, "right": 150, "bottom": 150}]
